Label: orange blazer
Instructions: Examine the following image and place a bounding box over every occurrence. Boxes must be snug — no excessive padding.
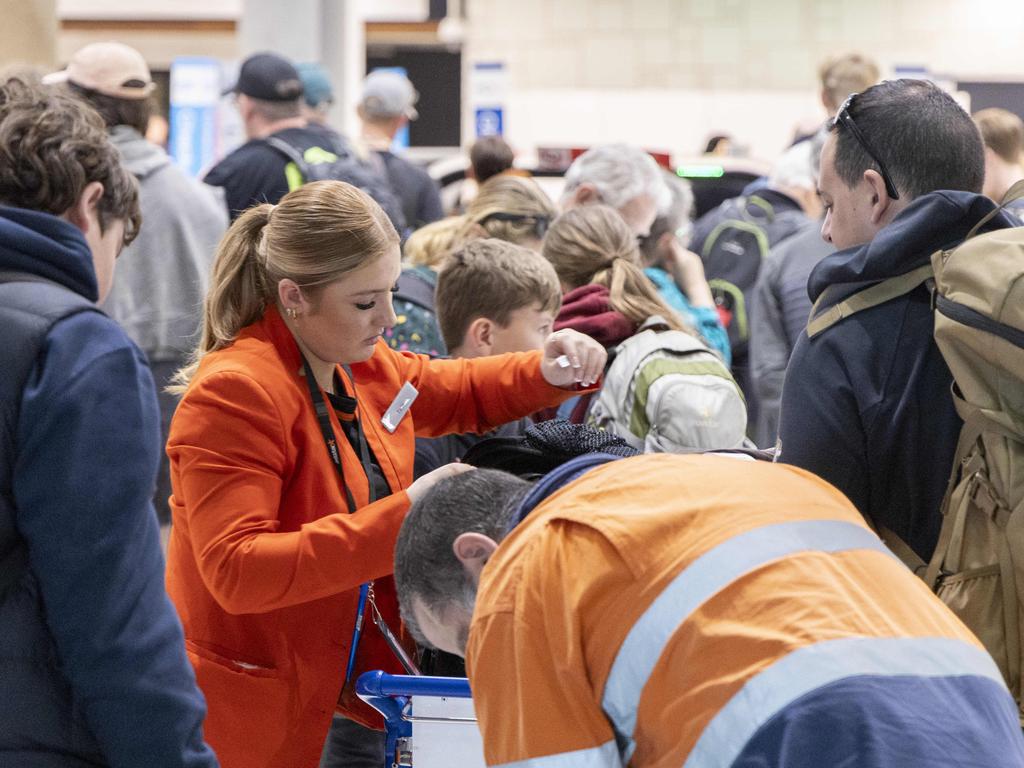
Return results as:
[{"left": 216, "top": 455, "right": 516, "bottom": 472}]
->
[{"left": 165, "top": 306, "right": 574, "bottom": 768}]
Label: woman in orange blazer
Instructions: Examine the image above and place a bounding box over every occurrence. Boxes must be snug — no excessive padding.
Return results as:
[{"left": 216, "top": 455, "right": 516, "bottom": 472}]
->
[{"left": 164, "top": 180, "right": 605, "bottom": 768}]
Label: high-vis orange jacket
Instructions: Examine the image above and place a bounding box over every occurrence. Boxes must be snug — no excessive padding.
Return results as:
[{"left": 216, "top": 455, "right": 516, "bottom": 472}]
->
[
  {"left": 466, "top": 454, "right": 1024, "bottom": 767},
  {"left": 165, "top": 306, "right": 575, "bottom": 768}
]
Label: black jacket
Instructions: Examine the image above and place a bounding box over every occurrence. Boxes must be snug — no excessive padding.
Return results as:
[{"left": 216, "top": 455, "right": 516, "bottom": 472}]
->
[{"left": 778, "top": 191, "right": 1017, "bottom": 559}]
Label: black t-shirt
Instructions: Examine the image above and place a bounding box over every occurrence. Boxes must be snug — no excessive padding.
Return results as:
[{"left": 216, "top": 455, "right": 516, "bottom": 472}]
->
[
  {"left": 203, "top": 126, "right": 342, "bottom": 220},
  {"left": 377, "top": 150, "right": 444, "bottom": 231},
  {"left": 326, "top": 388, "right": 391, "bottom": 504}
]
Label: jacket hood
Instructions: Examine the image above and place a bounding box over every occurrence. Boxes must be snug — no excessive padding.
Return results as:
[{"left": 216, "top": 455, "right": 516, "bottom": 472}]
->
[
  {"left": 0, "top": 205, "right": 97, "bottom": 300},
  {"left": 109, "top": 125, "right": 171, "bottom": 179},
  {"left": 808, "top": 190, "right": 1017, "bottom": 302},
  {"left": 555, "top": 284, "right": 637, "bottom": 348}
]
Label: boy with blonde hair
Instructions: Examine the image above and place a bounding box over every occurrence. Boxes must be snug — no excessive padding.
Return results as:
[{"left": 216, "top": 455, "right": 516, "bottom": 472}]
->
[{"left": 415, "top": 238, "right": 562, "bottom": 474}]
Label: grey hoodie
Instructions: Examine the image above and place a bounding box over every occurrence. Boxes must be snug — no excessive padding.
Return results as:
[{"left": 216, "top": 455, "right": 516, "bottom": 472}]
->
[{"left": 103, "top": 126, "right": 227, "bottom": 361}]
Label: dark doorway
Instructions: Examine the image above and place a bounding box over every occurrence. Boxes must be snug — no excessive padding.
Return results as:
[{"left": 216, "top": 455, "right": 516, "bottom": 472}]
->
[
  {"left": 367, "top": 47, "right": 461, "bottom": 147},
  {"left": 959, "top": 81, "right": 1024, "bottom": 122}
]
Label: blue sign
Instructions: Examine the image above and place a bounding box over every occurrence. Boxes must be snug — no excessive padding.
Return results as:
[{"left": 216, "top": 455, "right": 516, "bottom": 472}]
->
[
  {"left": 475, "top": 107, "right": 504, "bottom": 137},
  {"left": 169, "top": 57, "right": 221, "bottom": 177}
]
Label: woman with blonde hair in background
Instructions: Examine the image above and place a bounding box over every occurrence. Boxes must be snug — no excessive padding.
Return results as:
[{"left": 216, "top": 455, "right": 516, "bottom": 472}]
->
[
  {"left": 461, "top": 172, "right": 558, "bottom": 251},
  {"left": 385, "top": 215, "right": 463, "bottom": 356},
  {"left": 164, "top": 179, "right": 605, "bottom": 768},
  {"left": 543, "top": 204, "right": 748, "bottom": 453}
]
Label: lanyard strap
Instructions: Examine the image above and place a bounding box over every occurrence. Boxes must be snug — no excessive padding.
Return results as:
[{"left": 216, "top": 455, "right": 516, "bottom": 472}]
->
[
  {"left": 300, "top": 357, "right": 415, "bottom": 682},
  {"left": 301, "top": 356, "right": 376, "bottom": 511}
]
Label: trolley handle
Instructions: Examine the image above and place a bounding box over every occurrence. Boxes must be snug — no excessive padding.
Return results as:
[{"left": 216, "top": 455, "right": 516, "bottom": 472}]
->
[{"left": 356, "top": 670, "right": 472, "bottom": 700}]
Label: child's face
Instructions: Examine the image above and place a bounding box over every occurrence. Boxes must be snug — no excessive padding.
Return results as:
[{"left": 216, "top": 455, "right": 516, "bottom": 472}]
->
[{"left": 490, "top": 303, "right": 556, "bottom": 355}]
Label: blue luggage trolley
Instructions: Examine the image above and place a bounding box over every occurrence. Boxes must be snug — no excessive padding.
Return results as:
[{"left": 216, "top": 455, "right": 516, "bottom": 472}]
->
[{"left": 357, "top": 671, "right": 485, "bottom": 768}]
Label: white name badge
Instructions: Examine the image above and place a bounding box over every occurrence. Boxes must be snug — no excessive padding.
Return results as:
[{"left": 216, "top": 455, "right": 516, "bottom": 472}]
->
[{"left": 381, "top": 381, "right": 419, "bottom": 433}]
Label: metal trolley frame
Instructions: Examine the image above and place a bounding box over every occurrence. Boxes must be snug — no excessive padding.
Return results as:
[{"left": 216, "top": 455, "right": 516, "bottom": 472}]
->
[{"left": 357, "top": 671, "right": 477, "bottom": 768}]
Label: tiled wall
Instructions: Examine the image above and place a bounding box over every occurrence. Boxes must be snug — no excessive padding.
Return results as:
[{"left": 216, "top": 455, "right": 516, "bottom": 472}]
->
[
  {"left": 468, "top": 0, "right": 1024, "bottom": 90},
  {"left": 464, "top": 0, "right": 1024, "bottom": 160}
]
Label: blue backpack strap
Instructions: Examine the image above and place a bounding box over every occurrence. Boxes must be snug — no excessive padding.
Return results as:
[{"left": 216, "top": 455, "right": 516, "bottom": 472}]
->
[{"left": 511, "top": 452, "right": 624, "bottom": 528}]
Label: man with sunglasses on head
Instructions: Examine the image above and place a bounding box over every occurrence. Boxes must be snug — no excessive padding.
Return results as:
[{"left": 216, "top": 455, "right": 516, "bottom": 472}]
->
[{"left": 777, "top": 79, "right": 1017, "bottom": 565}]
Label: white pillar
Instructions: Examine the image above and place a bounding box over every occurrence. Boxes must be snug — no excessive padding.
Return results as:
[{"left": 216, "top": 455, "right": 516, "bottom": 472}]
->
[{"left": 321, "top": 0, "right": 365, "bottom": 139}]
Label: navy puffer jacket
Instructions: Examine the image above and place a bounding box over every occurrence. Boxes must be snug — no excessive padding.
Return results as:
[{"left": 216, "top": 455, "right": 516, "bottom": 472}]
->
[{"left": 0, "top": 206, "right": 217, "bottom": 767}]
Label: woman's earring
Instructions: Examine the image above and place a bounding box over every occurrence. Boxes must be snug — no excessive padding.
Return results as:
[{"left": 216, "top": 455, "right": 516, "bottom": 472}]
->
[{"left": 285, "top": 307, "right": 299, "bottom": 320}]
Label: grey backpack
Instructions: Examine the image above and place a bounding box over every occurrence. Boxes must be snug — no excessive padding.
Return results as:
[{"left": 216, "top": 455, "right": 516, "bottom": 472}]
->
[{"left": 588, "top": 317, "right": 748, "bottom": 453}]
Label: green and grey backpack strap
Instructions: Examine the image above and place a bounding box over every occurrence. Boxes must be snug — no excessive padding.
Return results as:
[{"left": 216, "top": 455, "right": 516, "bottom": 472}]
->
[{"left": 806, "top": 263, "right": 933, "bottom": 339}]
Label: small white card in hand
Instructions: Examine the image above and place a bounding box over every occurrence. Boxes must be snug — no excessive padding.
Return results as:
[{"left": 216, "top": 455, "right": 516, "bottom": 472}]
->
[{"left": 381, "top": 382, "right": 419, "bottom": 433}]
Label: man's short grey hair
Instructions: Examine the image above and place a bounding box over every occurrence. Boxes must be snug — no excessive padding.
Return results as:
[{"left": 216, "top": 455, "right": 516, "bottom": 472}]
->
[
  {"left": 394, "top": 469, "right": 532, "bottom": 646},
  {"left": 769, "top": 138, "right": 819, "bottom": 192},
  {"left": 562, "top": 143, "right": 671, "bottom": 212}
]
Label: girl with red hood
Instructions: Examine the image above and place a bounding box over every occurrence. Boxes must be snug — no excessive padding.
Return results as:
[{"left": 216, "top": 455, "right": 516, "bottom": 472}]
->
[{"left": 543, "top": 204, "right": 748, "bottom": 453}]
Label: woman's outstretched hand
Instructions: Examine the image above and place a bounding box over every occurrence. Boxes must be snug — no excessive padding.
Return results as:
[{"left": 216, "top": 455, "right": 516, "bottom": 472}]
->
[
  {"left": 539, "top": 329, "right": 607, "bottom": 390},
  {"left": 407, "top": 462, "right": 476, "bottom": 505}
]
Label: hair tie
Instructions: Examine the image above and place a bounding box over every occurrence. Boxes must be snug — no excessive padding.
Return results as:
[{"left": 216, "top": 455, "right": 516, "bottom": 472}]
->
[
  {"left": 257, "top": 205, "right": 277, "bottom": 265},
  {"left": 257, "top": 226, "right": 271, "bottom": 265}
]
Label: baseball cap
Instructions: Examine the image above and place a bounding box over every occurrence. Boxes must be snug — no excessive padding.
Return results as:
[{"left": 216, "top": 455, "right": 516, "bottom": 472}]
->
[
  {"left": 225, "top": 52, "right": 304, "bottom": 102},
  {"left": 43, "top": 42, "right": 155, "bottom": 100},
  {"left": 361, "top": 70, "right": 418, "bottom": 120},
  {"left": 296, "top": 62, "right": 333, "bottom": 108}
]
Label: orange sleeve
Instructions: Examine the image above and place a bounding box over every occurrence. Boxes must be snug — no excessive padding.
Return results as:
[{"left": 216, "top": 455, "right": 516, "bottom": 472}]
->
[
  {"left": 397, "top": 349, "right": 578, "bottom": 439},
  {"left": 466, "top": 527, "right": 626, "bottom": 767},
  {"left": 169, "top": 370, "right": 407, "bottom": 615}
]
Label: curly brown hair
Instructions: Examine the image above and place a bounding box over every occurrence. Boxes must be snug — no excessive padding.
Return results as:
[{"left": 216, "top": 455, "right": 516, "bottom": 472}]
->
[{"left": 0, "top": 77, "right": 140, "bottom": 243}]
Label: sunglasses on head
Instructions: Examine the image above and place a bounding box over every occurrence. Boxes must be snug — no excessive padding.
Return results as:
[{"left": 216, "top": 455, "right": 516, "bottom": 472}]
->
[
  {"left": 833, "top": 92, "right": 900, "bottom": 200},
  {"left": 477, "top": 212, "right": 551, "bottom": 239}
]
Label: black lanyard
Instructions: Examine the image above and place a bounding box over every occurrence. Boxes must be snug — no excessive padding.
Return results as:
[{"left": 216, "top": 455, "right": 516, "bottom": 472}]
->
[
  {"left": 301, "top": 355, "right": 421, "bottom": 679},
  {"left": 301, "top": 355, "right": 376, "bottom": 511}
]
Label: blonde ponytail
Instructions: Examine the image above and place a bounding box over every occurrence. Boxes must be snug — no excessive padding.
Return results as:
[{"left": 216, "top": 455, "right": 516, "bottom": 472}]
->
[
  {"left": 600, "top": 257, "right": 689, "bottom": 334},
  {"left": 542, "top": 204, "right": 691, "bottom": 334},
  {"left": 170, "top": 180, "right": 399, "bottom": 393}
]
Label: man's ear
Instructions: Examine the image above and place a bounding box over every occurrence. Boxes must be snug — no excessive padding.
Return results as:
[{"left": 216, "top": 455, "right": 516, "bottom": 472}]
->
[
  {"left": 453, "top": 532, "right": 499, "bottom": 585},
  {"left": 65, "top": 181, "right": 104, "bottom": 236},
  {"left": 572, "top": 183, "right": 601, "bottom": 206},
  {"left": 464, "top": 316, "right": 495, "bottom": 356},
  {"left": 862, "top": 169, "right": 895, "bottom": 225}
]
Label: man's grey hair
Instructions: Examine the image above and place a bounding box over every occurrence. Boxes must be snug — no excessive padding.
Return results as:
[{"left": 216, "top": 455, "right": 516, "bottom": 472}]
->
[
  {"left": 562, "top": 143, "right": 671, "bottom": 212},
  {"left": 394, "top": 469, "right": 532, "bottom": 646}
]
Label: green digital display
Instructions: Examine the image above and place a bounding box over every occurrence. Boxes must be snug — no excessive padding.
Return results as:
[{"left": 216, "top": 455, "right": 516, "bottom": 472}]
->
[{"left": 677, "top": 165, "right": 725, "bottom": 178}]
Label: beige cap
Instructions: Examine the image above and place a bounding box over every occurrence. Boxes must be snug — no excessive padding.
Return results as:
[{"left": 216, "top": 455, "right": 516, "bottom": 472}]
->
[{"left": 43, "top": 42, "right": 155, "bottom": 101}]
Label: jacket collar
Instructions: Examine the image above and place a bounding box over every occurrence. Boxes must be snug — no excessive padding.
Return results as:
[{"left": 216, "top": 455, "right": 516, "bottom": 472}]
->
[
  {"left": 808, "top": 190, "right": 1016, "bottom": 303},
  {"left": 510, "top": 453, "right": 623, "bottom": 531},
  {"left": 247, "top": 304, "right": 305, "bottom": 378},
  {"left": 0, "top": 205, "right": 97, "bottom": 300}
]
